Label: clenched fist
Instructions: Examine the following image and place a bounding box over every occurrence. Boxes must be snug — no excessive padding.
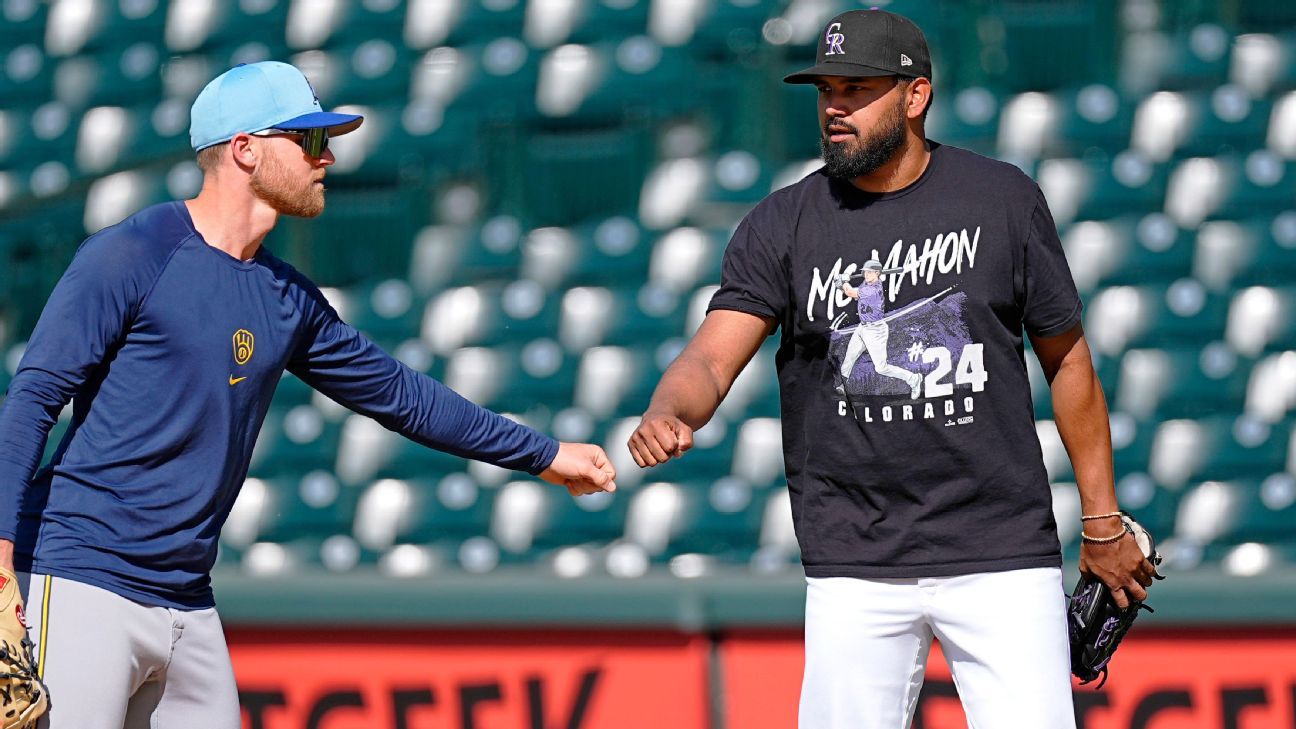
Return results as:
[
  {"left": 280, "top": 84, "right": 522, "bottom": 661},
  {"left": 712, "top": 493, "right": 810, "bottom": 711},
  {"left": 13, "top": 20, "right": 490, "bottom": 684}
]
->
[{"left": 627, "top": 412, "right": 694, "bottom": 468}]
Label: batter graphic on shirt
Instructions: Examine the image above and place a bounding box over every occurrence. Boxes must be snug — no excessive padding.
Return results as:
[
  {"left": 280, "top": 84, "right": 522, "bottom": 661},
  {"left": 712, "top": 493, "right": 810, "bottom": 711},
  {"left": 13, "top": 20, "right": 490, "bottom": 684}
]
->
[{"left": 834, "top": 258, "right": 923, "bottom": 399}]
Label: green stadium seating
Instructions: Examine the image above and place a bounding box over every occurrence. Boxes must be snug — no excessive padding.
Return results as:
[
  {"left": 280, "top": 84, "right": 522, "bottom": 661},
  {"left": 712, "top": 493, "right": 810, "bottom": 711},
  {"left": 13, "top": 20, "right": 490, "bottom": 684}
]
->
[
  {"left": 568, "top": 2, "right": 651, "bottom": 45},
  {"left": 1, "top": 43, "right": 53, "bottom": 106},
  {"left": 171, "top": 1, "right": 291, "bottom": 56},
  {"left": 1143, "top": 27, "right": 1232, "bottom": 92},
  {"left": 1177, "top": 89, "right": 1272, "bottom": 158},
  {"left": 1112, "top": 347, "right": 1251, "bottom": 423},
  {"left": 1233, "top": 214, "right": 1296, "bottom": 286},
  {"left": 1123, "top": 283, "right": 1230, "bottom": 349},
  {"left": 4, "top": 0, "right": 1295, "bottom": 575},
  {"left": 395, "top": 474, "right": 496, "bottom": 546},
  {"left": 249, "top": 474, "right": 360, "bottom": 546},
  {"left": 521, "top": 486, "right": 629, "bottom": 554},
  {"left": 247, "top": 405, "right": 343, "bottom": 479},
  {"left": 1050, "top": 85, "right": 1135, "bottom": 157}
]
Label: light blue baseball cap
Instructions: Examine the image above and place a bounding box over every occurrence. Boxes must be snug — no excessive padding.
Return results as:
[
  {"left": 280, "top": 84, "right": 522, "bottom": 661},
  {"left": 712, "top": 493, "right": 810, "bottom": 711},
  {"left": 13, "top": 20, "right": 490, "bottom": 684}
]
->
[{"left": 189, "top": 61, "right": 363, "bottom": 151}]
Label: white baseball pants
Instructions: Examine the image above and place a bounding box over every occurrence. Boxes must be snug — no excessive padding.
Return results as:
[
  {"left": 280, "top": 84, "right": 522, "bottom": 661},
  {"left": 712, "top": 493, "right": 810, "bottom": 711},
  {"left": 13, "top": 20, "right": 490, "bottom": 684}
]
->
[{"left": 799, "top": 568, "right": 1076, "bottom": 729}]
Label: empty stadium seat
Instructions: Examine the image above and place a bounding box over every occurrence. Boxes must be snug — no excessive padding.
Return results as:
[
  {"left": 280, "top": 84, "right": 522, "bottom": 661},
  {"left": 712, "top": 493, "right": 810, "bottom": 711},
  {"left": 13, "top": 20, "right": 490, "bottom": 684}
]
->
[
  {"left": 1148, "top": 416, "right": 1288, "bottom": 490},
  {"left": 1112, "top": 347, "right": 1250, "bottom": 422},
  {"left": 622, "top": 480, "right": 763, "bottom": 561},
  {"left": 353, "top": 474, "right": 494, "bottom": 552}
]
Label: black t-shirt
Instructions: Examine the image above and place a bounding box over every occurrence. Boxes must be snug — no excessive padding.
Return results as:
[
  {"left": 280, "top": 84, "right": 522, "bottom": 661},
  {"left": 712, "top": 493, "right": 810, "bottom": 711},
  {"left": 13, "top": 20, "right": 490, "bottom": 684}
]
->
[{"left": 709, "top": 143, "right": 1082, "bottom": 578}]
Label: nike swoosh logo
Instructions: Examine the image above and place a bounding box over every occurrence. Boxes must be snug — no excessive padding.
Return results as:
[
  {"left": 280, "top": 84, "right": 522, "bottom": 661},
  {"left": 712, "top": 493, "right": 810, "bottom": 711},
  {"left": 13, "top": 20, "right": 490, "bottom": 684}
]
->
[{"left": 228, "top": 375, "right": 248, "bottom": 386}]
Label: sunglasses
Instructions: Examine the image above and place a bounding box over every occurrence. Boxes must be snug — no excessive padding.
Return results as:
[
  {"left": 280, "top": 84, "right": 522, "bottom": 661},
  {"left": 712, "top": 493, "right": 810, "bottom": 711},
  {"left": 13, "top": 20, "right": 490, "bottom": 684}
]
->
[{"left": 252, "top": 127, "right": 330, "bottom": 158}]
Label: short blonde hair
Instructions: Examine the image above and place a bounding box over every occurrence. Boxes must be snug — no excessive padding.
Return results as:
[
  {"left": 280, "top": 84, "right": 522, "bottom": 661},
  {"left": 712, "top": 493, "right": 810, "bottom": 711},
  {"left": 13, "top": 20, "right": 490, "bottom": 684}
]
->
[{"left": 196, "top": 143, "right": 228, "bottom": 173}]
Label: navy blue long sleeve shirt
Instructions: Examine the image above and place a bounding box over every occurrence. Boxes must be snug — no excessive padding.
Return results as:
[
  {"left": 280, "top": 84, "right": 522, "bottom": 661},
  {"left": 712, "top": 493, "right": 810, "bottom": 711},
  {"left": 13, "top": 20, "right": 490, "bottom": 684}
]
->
[{"left": 0, "top": 202, "right": 558, "bottom": 609}]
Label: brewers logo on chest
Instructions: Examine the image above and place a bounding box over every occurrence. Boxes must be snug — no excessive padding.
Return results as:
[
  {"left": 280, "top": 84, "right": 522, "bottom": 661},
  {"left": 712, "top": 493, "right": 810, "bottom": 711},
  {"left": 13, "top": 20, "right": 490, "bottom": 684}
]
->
[{"left": 233, "top": 329, "right": 254, "bottom": 365}]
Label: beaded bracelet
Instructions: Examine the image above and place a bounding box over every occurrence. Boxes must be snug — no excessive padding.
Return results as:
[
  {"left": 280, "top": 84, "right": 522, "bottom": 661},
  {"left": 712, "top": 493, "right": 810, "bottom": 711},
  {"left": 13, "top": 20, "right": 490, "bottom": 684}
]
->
[
  {"left": 1080, "top": 511, "right": 1122, "bottom": 522},
  {"left": 1081, "top": 522, "right": 1131, "bottom": 544}
]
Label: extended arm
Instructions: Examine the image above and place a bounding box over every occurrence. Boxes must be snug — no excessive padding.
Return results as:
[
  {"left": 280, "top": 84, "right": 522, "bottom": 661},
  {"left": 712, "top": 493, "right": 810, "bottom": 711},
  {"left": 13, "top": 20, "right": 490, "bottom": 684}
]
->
[
  {"left": 1031, "top": 323, "right": 1156, "bottom": 607},
  {"left": 627, "top": 309, "right": 774, "bottom": 467}
]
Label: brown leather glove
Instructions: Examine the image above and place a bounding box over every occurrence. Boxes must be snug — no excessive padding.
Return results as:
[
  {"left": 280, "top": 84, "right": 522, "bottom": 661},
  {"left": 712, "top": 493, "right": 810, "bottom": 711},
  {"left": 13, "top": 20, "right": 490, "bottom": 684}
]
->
[{"left": 0, "top": 569, "right": 47, "bottom": 729}]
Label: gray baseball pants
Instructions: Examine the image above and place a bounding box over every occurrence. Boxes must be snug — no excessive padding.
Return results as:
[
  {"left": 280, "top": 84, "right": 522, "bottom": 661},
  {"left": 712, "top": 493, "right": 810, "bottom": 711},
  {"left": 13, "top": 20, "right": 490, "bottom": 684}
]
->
[{"left": 22, "top": 573, "right": 239, "bottom": 729}]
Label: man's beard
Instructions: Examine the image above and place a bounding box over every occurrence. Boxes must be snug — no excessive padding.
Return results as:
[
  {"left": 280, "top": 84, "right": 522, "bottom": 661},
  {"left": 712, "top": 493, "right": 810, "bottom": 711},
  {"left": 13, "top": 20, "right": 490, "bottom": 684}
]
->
[
  {"left": 820, "top": 99, "right": 907, "bottom": 180},
  {"left": 250, "top": 152, "right": 325, "bottom": 218}
]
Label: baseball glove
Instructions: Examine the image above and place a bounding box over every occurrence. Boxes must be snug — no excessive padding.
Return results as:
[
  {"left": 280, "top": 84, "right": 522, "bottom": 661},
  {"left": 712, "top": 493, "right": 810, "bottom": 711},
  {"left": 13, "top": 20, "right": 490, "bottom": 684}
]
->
[
  {"left": 0, "top": 569, "right": 47, "bottom": 729},
  {"left": 1067, "top": 514, "right": 1163, "bottom": 688}
]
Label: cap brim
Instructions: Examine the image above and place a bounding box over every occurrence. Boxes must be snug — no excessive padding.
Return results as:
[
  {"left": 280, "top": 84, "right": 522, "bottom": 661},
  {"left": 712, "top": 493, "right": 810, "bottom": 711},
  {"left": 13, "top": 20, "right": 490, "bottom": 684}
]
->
[
  {"left": 274, "top": 111, "right": 364, "bottom": 136},
  {"left": 783, "top": 62, "right": 908, "bottom": 84}
]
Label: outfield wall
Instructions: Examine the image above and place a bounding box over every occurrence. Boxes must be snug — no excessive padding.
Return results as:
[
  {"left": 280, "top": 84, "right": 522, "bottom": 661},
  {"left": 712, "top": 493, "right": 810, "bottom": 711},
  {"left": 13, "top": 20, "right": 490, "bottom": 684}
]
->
[{"left": 218, "top": 569, "right": 1296, "bottom": 729}]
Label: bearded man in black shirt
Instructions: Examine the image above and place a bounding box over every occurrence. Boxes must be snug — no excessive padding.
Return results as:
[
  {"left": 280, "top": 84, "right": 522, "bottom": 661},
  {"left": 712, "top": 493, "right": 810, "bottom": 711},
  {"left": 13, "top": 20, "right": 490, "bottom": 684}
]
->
[{"left": 628, "top": 9, "right": 1156, "bottom": 728}]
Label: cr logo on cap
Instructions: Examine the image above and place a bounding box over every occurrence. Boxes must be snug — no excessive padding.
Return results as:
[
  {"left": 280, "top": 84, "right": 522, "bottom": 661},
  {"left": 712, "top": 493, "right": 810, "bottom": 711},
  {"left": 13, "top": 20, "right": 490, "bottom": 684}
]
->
[{"left": 825, "top": 22, "right": 845, "bottom": 56}]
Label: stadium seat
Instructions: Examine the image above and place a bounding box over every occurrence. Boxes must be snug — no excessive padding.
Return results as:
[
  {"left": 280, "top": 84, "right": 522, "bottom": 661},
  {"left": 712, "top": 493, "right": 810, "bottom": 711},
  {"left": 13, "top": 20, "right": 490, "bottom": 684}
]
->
[
  {"left": 1, "top": 43, "right": 53, "bottom": 107},
  {"left": 573, "top": 215, "right": 656, "bottom": 283},
  {"left": 248, "top": 404, "right": 342, "bottom": 479},
  {"left": 335, "top": 0, "right": 405, "bottom": 45},
  {"left": 454, "top": 341, "right": 577, "bottom": 415},
  {"left": 495, "top": 480, "right": 628, "bottom": 557},
  {"left": 1233, "top": 214, "right": 1296, "bottom": 287},
  {"left": 753, "top": 487, "right": 798, "bottom": 568},
  {"left": 165, "top": 0, "right": 289, "bottom": 57},
  {"left": 986, "top": 1, "right": 1120, "bottom": 92},
  {"left": 417, "top": 283, "right": 505, "bottom": 356},
  {"left": 410, "top": 218, "right": 523, "bottom": 292},
  {"left": 1121, "top": 26, "right": 1231, "bottom": 94},
  {"left": 1243, "top": 351, "right": 1296, "bottom": 425},
  {"left": 339, "top": 278, "right": 425, "bottom": 350},
  {"left": 1112, "top": 347, "right": 1250, "bottom": 422},
  {"left": 926, "top": 87, "right": 1001, "bottom": 156},
  {"left": 1173, "top": 474, "right": 1296, "bottom": 559},
  {"left": 0, "top": 0, "right": 46, "bottom": 51},
  {"left": 1031, "top": 420, "right": 1071, "bottom": 483},
  {"left": 350, "top": 474, "right": 498, "bottom": 573},
  {"left": 1176, "top": 88, "right": 1272, "bottom": 158},
  {"left": 1037, "top": 155, "right": 1169, "bottom": 227},
  {"left": 556, "top": 286, "right": 625, "bottom": 352},
  {"left": 622, "top": 480, "right": 763, "bottom": 561},
  {"left": 501, "top": 125, "right": 654, "bottom": 227},
  {"left": 1148, "top": 416, "right": 1288, "bottom": 490},
  {"left": 568, "top": 0, "right": 651, "bottom": 45},
  {"left": 1212, "top": 152, "right": 1296, "bottom": 219},
  {"left": 1061, "top": 217, "right": 1193, "bottom": 293},
  {"left": 1125, "top": 281, "right": 1229, "bottom": 349},
  {"left": 318, "top": 41, "right": 412, "bottom": 107},
  {"left": 0, "top": 102, "right": 78, "bottom": 172},
  {"left": 1115, "top": 471, "right": 1183, "bottom": 544},
  {"left": 404, "top": 0, "right": 527, "bottom": 51},
  {"left": 226, "top": 472, "right": 359, "bottom": 547},
  {"left": 53, "top": 49, "right": 164, "bottom": 112},
  {"left": 1048, "top": 85, "right": 1134, "bottom": 157},
  {"left": 1230, "top": 33, "right": 1291, "bottom": 99},
  {"left": 571, "top": 344, "right": 658, "bottom": 419},
  {"left": 1225, "top": 286, "right": 1296, "bottom": 356},
  {"left": 690, "top": 0, "right": 776, "bottom": 56}
]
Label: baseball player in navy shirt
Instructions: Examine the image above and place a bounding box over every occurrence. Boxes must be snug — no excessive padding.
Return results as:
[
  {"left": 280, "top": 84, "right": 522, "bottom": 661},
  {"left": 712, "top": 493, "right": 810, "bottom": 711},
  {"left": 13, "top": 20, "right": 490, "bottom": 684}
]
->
[{"left": 0, "top": 61, "right": 616, "bottom": 729}]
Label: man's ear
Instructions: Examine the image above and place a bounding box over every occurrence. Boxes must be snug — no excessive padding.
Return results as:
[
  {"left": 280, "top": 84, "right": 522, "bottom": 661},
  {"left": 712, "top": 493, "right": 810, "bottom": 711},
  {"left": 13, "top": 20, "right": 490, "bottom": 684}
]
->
[
  {"left": 229, "top": 133, "right": 257, "bottom": 169},
  {"left": 906, "top": 77, "right": 932, "bottom": 120}
]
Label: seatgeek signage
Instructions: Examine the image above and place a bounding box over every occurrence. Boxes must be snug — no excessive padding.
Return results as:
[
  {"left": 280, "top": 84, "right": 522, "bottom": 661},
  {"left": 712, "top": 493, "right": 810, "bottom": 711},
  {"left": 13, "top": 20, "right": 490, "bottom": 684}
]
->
[{"left": 230, "top": 628, "right": 1296, "bottom": 728}]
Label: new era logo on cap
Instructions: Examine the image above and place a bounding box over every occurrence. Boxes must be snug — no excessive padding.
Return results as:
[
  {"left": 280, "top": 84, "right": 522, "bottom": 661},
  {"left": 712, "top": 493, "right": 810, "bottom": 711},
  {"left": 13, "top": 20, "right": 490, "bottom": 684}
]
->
[{"left": 784, "top": 9, "right": 932, "bottom": 84}]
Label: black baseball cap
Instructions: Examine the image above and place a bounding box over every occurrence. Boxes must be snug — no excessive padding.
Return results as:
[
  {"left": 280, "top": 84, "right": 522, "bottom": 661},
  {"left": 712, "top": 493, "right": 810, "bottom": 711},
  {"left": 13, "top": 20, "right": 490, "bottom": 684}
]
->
[{"left": 784, "top": 9, "right": 932, "bottom": 84}]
